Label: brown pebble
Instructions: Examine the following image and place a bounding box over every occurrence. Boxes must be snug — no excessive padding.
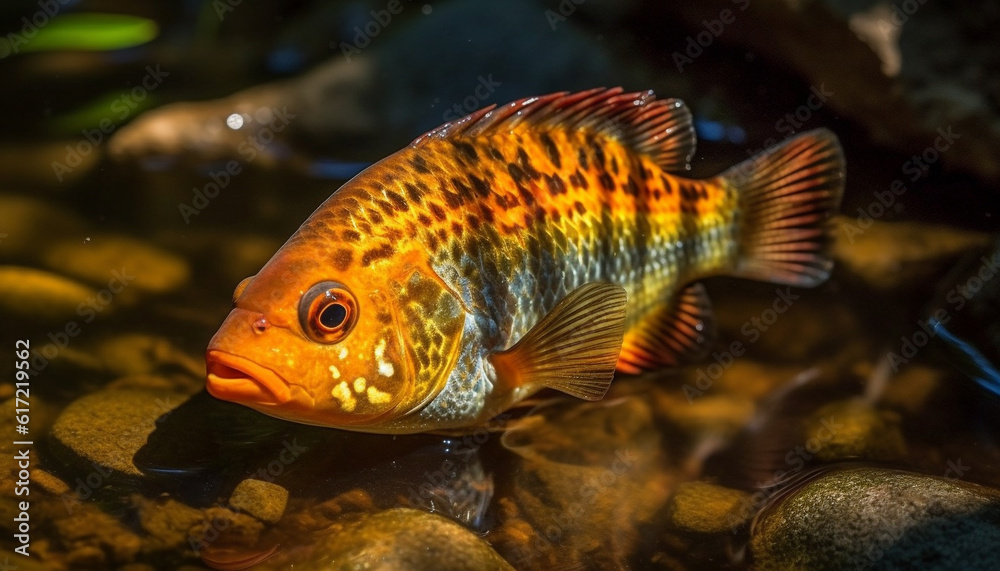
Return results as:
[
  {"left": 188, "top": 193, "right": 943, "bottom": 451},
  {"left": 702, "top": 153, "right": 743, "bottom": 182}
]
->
[
  {"left": 230, "top": 479, "right": 289, "bottom": 524},
  {"left": 32, "top": 469, "right": 70, "bottom": 496}
]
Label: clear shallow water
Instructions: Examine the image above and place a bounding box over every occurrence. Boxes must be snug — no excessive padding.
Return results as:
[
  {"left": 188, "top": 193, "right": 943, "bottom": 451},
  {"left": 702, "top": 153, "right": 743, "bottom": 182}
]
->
[{"left": 3, "top": 1, "right": 1000, "bottom": 569}]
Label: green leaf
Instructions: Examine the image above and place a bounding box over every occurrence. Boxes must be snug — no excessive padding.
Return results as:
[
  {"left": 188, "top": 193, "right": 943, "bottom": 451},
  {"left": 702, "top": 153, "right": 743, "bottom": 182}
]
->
[{"left": 21, "top": 13, "right": 158, "bottom": 53}]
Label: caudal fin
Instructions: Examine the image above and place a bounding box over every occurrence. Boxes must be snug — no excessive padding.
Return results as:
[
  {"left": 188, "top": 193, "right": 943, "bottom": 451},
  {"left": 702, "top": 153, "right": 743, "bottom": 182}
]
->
[{"left": 720, "top": 129, "right": 845, "bottom": 287}]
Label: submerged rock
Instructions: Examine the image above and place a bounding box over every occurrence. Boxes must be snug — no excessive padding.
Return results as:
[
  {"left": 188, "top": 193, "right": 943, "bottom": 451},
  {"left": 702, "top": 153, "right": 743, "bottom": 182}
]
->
[
  {"left": 230, "top": 479, "right": 289, "bottom": 524},
  {"left": 135, "top": 497, "right": 205, "bottom": 554},
  {"left": 831, "top": 218, "right": 991, "bottom": 292},
  {"left": 712, "top": 289, "right": 863, "bottom": 364},
  {"left": 654, "top": 392, "right": 755, "bottom": 440},
  {"left": 41, "top": 233, "right": 190, "bottom": 297},
  {"left": 667, "top": 481, "right": 752, "bottom": 534},
  {"left": 194, "top": 505, "right": 266, "bottom": 550},
  {"left": 41, "top": 499, "right": 143, "bottom": 568},
  {"left": 499, "top": 397, "right": 671, "bottom": 569},
  {"left": 803, "top": 398, "right": 907, "bottom": 462},
  {"left": 108, "top": 0, "right": 638, "bottom": 168},
  {"left": 33, "top": 469, "right": 71, "bottom": 496},
  {"left": 0, "top": 265, "right": 95, "bottom": 321},
  {"left": 665, "top": 0, "right": 1000, "bottom": 184},
  {"left": 0, "top": 194, "right": 87, "bottom": 258},
  {"left": 94, "top": 333, "right": 205, "bottom": 381},
  {"left": 876, "top": 362, "right": 944, "bottom": 415},
  {"left": 50, "top": 387, "right": 188, "bottom": 478},
  {"left": 267, "top": 508, "right": 513, "bottom": 570},
  {"left": 31, "top": 334, "right": 205, "bottom": 395},
  {"left": 751, "top": 466, "right": 1000, "bottom": 570}
]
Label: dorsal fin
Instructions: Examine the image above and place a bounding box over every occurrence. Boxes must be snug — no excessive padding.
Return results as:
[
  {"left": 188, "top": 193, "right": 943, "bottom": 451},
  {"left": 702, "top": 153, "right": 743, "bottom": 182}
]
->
[{"left": 410, "top": 87, "right": 697, "bottom": 173}]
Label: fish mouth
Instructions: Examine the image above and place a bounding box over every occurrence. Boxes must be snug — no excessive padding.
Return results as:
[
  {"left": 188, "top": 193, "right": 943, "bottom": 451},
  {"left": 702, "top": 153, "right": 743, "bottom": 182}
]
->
[{"left": 206, "top": 350, "right": 292, "bottom": 405}]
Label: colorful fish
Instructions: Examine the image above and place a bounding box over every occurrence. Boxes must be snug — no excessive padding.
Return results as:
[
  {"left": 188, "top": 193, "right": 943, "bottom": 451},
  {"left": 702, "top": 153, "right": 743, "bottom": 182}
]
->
[{"left": 206, "top": 87, "right": 845, "bottom": 433}]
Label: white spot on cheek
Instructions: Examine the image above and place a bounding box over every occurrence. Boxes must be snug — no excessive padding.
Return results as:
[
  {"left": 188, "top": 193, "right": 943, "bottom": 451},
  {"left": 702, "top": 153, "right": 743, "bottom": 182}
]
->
[
  {"left": 374, "top": 338, "right": 394, "bottom": 377},
  {"left": 329, "top": 365, "right": 341, "bottom": 379},
  {"left": 338, "top": 347, "right": 349, "bottom": 360},
  {"left": 353, "top": 377, "right": 367, "bottom": 393},
  {"left": 378, "top": 361, "right": 395, "bottom": 377},
  {"left": 331, "top": 381, "right": 356, "bottom": 412},
  {"left": 366, "top": 385, "right": 392, "bottom": 404}
]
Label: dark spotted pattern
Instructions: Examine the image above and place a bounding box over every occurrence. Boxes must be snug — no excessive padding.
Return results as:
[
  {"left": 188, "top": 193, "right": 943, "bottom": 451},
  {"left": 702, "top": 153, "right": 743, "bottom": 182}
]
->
[
  {"left": 290, "top": 124, "right": 740, "bottom": 359},
  {"left": 540, "top": 132, "right": 561, "bottom": 169},
  {"left": 332, "top": 249, "right": 353, "bottom": 271},
  {"left": 361, "top": 243, "right": 395, "bottom": 266}
]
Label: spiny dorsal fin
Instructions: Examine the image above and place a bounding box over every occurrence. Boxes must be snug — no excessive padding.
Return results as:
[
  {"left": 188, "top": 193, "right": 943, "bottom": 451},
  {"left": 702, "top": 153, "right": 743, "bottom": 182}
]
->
[
  {"left": 411, "top": 87, "right": 697, "bottom": 173},
  {"left": 490, "top": 282, "right": 628, "bottom": 401},
  {"left": 617, "top": 282, "right": 716, "bottom": 374}
]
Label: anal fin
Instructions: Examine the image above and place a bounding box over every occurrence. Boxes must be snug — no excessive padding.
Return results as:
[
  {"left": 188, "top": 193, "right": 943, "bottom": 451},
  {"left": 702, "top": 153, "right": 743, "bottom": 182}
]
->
[
  {"left": 617, "top": 282, "right": 716, "bottom": 374},
  {"left": 490, "top": 282, "right": 628, "bottom": 401}
]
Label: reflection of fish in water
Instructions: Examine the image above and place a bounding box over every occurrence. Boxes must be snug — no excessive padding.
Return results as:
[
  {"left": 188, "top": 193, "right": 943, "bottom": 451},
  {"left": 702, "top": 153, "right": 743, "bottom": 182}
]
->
[
  {"left": 206, "top": 87, "right": 845, "bottom": 433},
  {"left": 404, "top": 445, "right": 495, "bottom": 530}
]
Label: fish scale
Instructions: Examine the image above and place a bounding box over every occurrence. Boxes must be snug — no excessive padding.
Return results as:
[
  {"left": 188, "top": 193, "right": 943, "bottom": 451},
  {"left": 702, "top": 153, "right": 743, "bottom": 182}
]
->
[
  {"left": 297, "top": 120, "right": 740, "bottom": 368},
  {"left": 328, "top": 129, "right": 731, "bottom": 356},
  {"left": 206, "top": 87, "right": 844, "bottom": 433}
]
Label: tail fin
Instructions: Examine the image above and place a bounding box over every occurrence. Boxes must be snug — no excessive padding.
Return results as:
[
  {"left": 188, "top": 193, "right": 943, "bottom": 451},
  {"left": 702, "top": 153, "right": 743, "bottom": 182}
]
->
[{"left": 720, "top": 128, "right": 845, "bottom": 287}]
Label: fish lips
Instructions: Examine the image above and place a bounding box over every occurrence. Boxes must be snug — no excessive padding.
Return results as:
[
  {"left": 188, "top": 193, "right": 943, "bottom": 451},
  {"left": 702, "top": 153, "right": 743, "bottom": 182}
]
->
[{"left": 206, "top": 350, "right": 292, "bottom": 406}]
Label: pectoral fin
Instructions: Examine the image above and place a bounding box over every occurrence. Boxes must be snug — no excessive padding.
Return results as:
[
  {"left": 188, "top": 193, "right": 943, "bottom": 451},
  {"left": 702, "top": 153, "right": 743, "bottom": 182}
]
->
[{"left": 490, "top": 282, "right": 628, "bottom": 401}]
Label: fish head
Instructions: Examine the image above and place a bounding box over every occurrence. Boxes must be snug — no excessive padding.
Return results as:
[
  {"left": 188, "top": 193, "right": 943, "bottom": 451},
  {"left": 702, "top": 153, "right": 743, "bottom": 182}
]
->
[{"left": 205, "top": 243, "right": 466, "bottom": 430}]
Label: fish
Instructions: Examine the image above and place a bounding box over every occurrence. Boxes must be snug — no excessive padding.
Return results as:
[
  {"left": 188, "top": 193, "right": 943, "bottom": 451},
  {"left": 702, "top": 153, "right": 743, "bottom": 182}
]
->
[{"left": 205, "top": 87, "right": 845, "bottom": 434}]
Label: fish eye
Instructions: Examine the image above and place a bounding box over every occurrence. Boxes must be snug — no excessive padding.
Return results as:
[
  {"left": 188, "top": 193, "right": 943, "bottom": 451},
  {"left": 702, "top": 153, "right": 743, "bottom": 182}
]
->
[
  {"left": 299, "top": 281, "right": 358, "bottom": 343},
  {"left": 319, "top": 303, "right": 347, "bottom": 329},
  {"left": 232, "top": 275, "right": 255, "bottom": 306}
]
